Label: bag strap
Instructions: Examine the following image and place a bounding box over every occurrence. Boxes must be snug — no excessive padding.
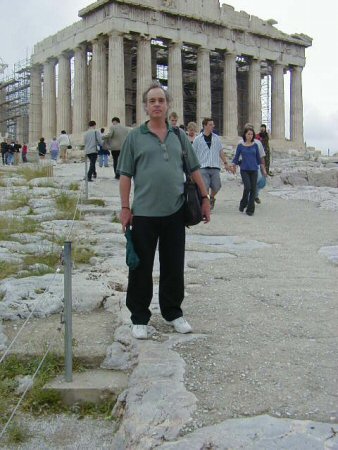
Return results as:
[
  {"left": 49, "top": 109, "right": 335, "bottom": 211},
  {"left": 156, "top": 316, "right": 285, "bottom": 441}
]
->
[{"left": 172, "top": 127, "right": 191, "bottom": 176}]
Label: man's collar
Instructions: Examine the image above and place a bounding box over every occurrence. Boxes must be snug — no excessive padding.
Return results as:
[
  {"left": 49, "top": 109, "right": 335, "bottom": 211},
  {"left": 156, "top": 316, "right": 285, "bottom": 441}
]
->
[{"left": 140, "top": 120, "right": 173, "bottom": 134}]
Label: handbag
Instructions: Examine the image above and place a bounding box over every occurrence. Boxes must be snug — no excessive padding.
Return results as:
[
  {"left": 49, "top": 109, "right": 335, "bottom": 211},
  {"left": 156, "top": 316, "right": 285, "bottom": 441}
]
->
[
  {"left": 173, "top": 128, "right": 203, "bottom": 227},
  {"left": 67, "top": 145, "right": 72, "bottom": 149}
]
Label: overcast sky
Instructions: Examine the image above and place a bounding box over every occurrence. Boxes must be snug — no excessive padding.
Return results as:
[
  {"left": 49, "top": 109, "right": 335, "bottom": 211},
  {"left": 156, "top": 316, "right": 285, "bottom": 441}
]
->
[{"left": 1, "top": 0, "right": 337, "bottom": 153}]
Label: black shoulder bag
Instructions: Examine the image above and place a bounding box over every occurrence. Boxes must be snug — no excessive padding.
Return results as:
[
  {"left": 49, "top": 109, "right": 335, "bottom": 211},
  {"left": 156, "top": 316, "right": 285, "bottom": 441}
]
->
[{"left": 173, "top": 128, "right": 203, "bottom": 227}]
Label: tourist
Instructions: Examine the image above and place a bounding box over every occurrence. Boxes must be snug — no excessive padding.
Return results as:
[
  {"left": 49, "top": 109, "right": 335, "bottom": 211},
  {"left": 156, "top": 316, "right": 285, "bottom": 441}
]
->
[
  {"left": 57, "top": 130, "right": 71, "bottom": 163},
  {"left": 231, "top": 126, "right": 267, "bottom": 216},
  {"left": 256, "top": 124, "right": 271, "bottom": 176},
  {"left": 98, "top": 128, "right": 110, "bottom": 168},
  {"left": 1, "top": 139, "right": 8, "bottom": 165},
  {"left": 37, "top": 137, "right": 47, "bottom": 160},
  {"left": 21, "top": 143, "right": 28, "bottom": 163},
  {"left": 13, "top": 141, "right": 21, "bottom": 165},
  {"left": 193, "top": 117, "right": 231, "bottom": 210},
  {"left": 7, "top": 141, "right": 15, "bottom": 165},
  {"left": 186, "top": 121, "right": 198, "bottom": 143},
  {"left": 49, "top": 137, "right": 60, "bottom": 164},
  {"left": 240, "top": 122, "right": 266, "bottom": 204},
  {"left": 169, "top": 111, "right": 179, "bottom": 128},
  {"left": 103, "top": 117, "right": 129, "bottom": 180},
  {"left": 84, "top": 120, "right": 102, "bottom": 182},
  {"left": 117, "top": 81, "right": 210, "bottom": 340}
]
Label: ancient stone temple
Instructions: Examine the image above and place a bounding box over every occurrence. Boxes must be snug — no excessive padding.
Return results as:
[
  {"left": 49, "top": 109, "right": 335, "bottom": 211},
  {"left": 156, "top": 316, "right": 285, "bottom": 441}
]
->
[{"left": 28, "top": 0, "right": 311, "bottom": 147}]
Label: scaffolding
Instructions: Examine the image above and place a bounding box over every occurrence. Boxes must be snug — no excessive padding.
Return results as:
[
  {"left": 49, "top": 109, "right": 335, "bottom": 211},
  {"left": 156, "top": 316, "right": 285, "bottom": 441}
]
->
[{"left": 0, "top": 57, "right": 31, "bottom": 142}]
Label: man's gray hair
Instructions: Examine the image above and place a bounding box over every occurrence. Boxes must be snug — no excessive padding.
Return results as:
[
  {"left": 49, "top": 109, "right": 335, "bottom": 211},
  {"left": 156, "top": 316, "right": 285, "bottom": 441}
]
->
[{"left": 142, "top": 80, "right": 172, "bottom": 105}]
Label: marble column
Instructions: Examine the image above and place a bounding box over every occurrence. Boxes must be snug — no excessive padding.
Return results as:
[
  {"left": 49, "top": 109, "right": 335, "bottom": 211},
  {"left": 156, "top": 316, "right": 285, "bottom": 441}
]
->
[
  {"left": 136, "top": 36, "right": 152, "bottom": 124},
  {"left": 223, "top": 52, "right": 238, "bottom": 138},
  {"left": 73, "top": 44, "right": 88, "bottom": 134},
  {"left": 290, "top": 65, "right": 304, "bottom": 146},
  {"left": 91, "top": 37, "right": 107, "bottom": 128},
  {"left": 196, "top": 47, "right": 211, "bottom": 128},
  {"left": 57, "top": 52, "right": 72, "bottom": 134},
  {"left": 248, "top": 58, "right": 262, "bottom": 131},
  {"left": 124, "top": 46, "right": 133, "bottom": 126},
  {"left": 271, "top": 62, "right": 285, "bottom": 140},
  {"left": 29, "top": 65, "right": 42, "bottom": 143},
  {"left": 42, "top": 59, "right": 56, "bottom": 140},
  {"left": 168, "top": 41, "right": 184, "bottom": 123},
  {"left": 107, "top": 32, "right": 125, "bottom": 125}
]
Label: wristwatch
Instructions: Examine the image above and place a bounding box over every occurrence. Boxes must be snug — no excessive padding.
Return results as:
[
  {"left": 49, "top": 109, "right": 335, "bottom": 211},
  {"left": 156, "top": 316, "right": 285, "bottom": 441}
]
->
[{"left": 201, "top": 195, "right": 210, "bottom": 200}]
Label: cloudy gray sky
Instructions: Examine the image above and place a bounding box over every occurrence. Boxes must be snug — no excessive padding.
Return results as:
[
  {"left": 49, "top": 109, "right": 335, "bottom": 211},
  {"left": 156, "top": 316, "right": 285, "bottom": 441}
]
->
[{"left": 1, "top": 0, "right": 337, "bottom": 153}]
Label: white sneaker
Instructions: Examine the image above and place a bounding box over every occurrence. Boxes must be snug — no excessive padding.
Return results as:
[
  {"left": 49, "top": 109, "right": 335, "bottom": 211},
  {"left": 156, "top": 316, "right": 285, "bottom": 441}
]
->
[
  {"left": 167, "top": 317, "right": 192, "bottom": 334},
  {"left": 131, "top": 325, "right": 148, "bottom": 339}
]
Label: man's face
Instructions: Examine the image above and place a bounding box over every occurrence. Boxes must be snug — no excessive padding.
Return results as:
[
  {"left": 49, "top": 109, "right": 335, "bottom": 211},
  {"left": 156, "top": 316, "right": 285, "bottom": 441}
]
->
[
  {"left": 145, "top": 88, "right": 168, "bottom": 119},
  {"left": 204, "top": 121, "right": 214, "bottom": 134},
  {"left": 170, "top": 116, "right": 178, "bottom": 127}
]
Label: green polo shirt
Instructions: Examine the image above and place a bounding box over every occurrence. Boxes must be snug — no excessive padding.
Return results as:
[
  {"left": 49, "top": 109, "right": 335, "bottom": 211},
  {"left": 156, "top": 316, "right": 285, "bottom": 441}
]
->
[{"left": 117, "top": 122, "right": 200, "bottom": 217}]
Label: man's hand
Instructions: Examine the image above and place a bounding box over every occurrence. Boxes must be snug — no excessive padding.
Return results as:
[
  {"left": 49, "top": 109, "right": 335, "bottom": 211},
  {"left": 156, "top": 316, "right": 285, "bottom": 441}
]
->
[
  {"left": 201, "top": 199, "right": 211, "bottom": 223},
  {"left": 120, "top": 208, "right": 133, "bottom": 232}
]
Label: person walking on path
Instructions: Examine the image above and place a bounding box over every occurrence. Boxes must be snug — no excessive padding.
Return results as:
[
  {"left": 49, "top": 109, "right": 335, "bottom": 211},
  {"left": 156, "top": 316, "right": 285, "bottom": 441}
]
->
[
  {"left": 187, "top": 121, "right": 198, "bottom": 144},
  {"left": 256, "top": 124, "right": 271, "bottom": 176},
  {"left": 231, "top": 126, "right": 267, "bottom": 216},
  {"left": 240, "top": 122, "right": 266, "bottom": 204},
  {"left": 49, "top": 137, "right": 60, "bottom": 164},
  {"left": 37, "top": 137, "right": 47, "bottom": 160},
  {"left": 1, "top": 139, "right": 8, "bottom": 165},
  {"left": 84, "top": 120, "right": 102, "bottom": 182},
  {"left": 21, "top": 143, "right": 28, "bottom": 163},
  {"left": 13, "top": 141, "right": 21, "bottom": 165},
  {"left": 193, "top": 117, "right": 231, "bottom": 211},
  {"left": 57, "top": 130, "right": 71, "bottom": 163},
  {"left": 104, "top": 117, "right": 129, "bottom": 179},
  {"left": 117, "top": 81, "right": 211, "bottom": 340},
  {"left": 98, "top": 128, "right": 110, "bottom": 168}
]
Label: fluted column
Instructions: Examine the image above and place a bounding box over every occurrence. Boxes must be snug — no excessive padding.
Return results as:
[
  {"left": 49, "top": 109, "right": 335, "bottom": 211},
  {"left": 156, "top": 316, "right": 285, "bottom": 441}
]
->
[
  {"left": 57, "top": 52, "right": 72, "bottom": 134},
  {"left": 29, "top": 65, "right": 42, "bottom": 143},
  {"left": 196, "top": 47, "right": 211, "bottom": 127},
  {"left": 248, "top": 58, "right": 262, "bottom": 131},
  {"left": 125, "top": 45, "right": 133, "bottom": 126},
  {"left": 290, "top": 66, "right": 304, "bottom": 146},
  {"left": 91, "top": 37, "right": 107, "bottom": 128},
  {"left": 73, "top": 44, "right": 88, "bottom": 134},
  {"left": 223, "top": 52, "right": 238, "bottom": 138},
  {"left": 271, "top": 62, "right": 285, "bottom": 140},
  {"left": 168, "top": 41, "right": 183, "bottom": 122},
  {"left": 42, "top": 59, "right": 56, "bottom": 140},
  {"left": 136, "top": 36, "right": 152, "bottom": 124},
  {"left": 107, "top": 33, "right": 125, "bottom": 125}
]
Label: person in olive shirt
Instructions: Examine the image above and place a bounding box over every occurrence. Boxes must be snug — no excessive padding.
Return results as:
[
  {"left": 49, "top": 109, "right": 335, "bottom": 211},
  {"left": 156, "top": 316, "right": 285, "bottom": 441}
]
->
[{"left": 118, "top": 81, "right": 211, "bottom": 340}]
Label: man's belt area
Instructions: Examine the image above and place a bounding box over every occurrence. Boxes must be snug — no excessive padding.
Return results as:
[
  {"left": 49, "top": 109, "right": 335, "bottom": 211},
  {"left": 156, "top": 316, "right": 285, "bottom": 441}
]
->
[{"left": 203, "top": 167, "right": 220, "bottom": 170}]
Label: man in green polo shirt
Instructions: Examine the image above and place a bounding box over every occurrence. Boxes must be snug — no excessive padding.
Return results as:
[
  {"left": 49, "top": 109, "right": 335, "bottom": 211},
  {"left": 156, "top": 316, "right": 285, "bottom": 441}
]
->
[{"left": 117, "top": 81, "right": 211, "bottom": 339}]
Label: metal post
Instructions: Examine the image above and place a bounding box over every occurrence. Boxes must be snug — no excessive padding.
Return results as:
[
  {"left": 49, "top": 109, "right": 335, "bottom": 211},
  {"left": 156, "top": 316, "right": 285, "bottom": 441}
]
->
[
  {"left": 64, "top": 241, "right": 73, "bottom": 382},
  {"left": 84, "top": 156, "right": 88, "bottom": 200}
]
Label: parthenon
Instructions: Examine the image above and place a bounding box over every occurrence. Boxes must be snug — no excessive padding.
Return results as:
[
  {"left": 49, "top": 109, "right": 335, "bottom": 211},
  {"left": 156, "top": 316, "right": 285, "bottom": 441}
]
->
[{"left": 1, "top": 0, "right": 312, "bottom": 149}]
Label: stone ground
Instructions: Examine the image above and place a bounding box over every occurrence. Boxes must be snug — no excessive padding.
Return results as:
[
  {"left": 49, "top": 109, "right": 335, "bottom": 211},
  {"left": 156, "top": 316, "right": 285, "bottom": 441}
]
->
[{"left": 0, "top": 157, "right": 338, "bottom": 449}]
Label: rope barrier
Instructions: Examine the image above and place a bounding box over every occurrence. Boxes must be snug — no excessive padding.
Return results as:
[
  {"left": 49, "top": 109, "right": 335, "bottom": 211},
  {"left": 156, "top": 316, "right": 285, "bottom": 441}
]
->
[
  {"left": 1, "top": 166, "right": 85, "bottom": 364},
  {"left": 0, "top": 341, "right": 53, "bottom": 440}
]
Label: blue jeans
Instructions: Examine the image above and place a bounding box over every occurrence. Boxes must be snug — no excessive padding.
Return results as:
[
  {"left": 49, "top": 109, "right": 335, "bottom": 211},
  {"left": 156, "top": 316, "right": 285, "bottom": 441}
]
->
[
  {"left": 7, "top": 153, "right": 14, "bottom": 165},
  {"left": 240, "top": 170, "right": 258, "bottom": 214},
  {"left": 98, "top": 153, "right": 109, "bottom": 167}
]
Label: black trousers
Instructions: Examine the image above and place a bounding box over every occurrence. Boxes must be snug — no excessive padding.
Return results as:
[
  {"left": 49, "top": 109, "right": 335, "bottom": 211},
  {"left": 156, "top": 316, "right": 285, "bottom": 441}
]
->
[
  {"left": 126, "top": 207, "right": 186, "bottom": 325},
  {"left": 87, "top": 153, "right": 97, "bottom": 180},
  {"left": 240, "top": 170, "right": 258, "bottom": 214},
  {"left": 111, "top": 150, "right": 120, "bottom": 177}
]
